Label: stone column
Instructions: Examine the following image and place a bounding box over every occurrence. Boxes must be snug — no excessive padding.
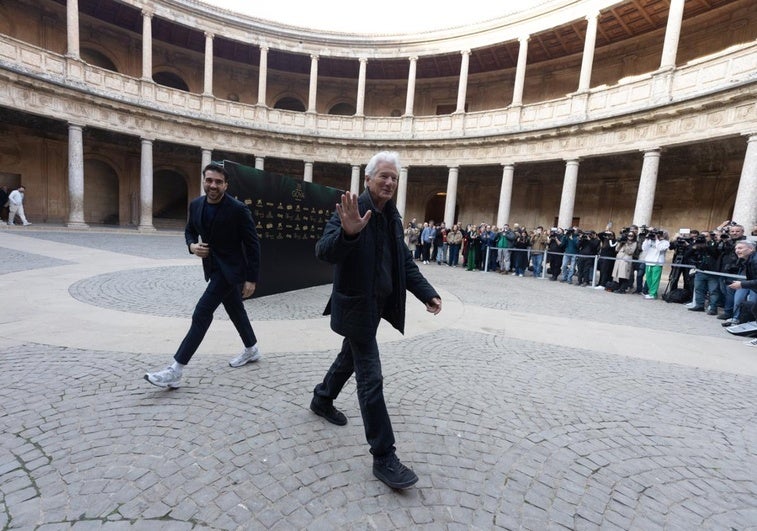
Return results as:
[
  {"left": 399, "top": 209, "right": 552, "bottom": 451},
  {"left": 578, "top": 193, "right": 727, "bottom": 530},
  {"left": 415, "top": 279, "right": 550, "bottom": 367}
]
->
[
  {"left": 632, "top": 149, "right": 661, "bottom": 226},
  {"left": 404, "top": 56, "right": 417, "bottom": 116},
  {"left": 350, "top": 165, "right": 361, "bottom": 195},
  {"left": 557, "top": 159, "right": 580, "bottom": 229},
  {"left": 203, "top": 32, "right": 214, "bottom": 96},
  {"left": 511, "top": 36, "right": 529, "bottom": 106},
  {"left": 307, "top": 55, "right": 318, "bottom": 113},
  {"left": 456, "top": 50, "right": 470, "bottom": 113},
  {"left": 138, "top": 138, "right": 155, "bottom": 231},
  {"left": 659, "top": 0, "right": 685, "bottom": 69},
  {"left": 732, "top": 134, "right": 757, "bottom": 228},
  {"left": 577, "top": 12, "right": 599, "bottom": 92},
  {"left": 255, "top": 156, "right": 265, "bottom": 170},
  {"left": 257, "top": 45, "right": 268, "bottom": 106},
  {"left": 356, "top": 58, "right": 367, "bottom": 116},
  {"left": 396, "top": 167, "right": 408, "bottom": 221},
  {"left": 497, "top": 164, "right": 515, "bottom": 227},
  {"left": 200, "top": 148, "right": 212, "bottom": 196},
  {"left": 66, "top": 123, "right": 87, "bottom": 227},
  {"left": 66, "top": 0, "right": 80, "bottom": 59},
  {"left": 141, "top": 10, "right": 152, "bottom": 79},
  {"left": 444, "top": 166, "right": 459, "bottom": 227},
  {"left": 304, "top": 161, "right": 314, "bottom": 183}
]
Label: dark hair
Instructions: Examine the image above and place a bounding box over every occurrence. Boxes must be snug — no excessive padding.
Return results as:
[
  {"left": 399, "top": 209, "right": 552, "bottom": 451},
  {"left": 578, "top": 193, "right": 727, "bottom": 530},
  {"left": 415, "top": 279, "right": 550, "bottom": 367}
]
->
[{"left": 202, "top": 163, "right": 228, "bottom": 181}]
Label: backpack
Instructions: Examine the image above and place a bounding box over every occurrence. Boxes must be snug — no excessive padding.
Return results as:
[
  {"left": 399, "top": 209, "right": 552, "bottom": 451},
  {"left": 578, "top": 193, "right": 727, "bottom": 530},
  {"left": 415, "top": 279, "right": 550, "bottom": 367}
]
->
[{"left": 664, "top": 288, "right": 691, "bottom": 304}]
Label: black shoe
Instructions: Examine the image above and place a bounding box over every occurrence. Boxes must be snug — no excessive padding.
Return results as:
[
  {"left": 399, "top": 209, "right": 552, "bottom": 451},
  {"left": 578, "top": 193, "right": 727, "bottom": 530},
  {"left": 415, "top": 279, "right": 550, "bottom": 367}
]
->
[
  {"left": 310, "top": 397, "right": 347, "bottom": 426},
  {"left": 688, "top": 306, "right": 705, "bottom": 312},
  {"left": 717, "top": 313, "right": 733, "bottom": 321},
  {"left": 706, "top": 308, "right": 718, "bottom": 316},
  {"left": 373, "top": 453, "right": 418, "bottom": 489}
]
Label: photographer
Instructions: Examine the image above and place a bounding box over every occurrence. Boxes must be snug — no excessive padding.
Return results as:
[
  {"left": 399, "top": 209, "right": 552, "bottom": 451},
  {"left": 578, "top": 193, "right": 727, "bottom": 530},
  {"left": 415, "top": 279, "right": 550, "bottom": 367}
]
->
[
  {"left": 596, "top": 229, "right": 618, "bottom": 288},
  {"left": 512, "top": 226, "right": 531, "bottom": 276},
  {"left": 641, "top": 228, "right": 670, "bottom": 300},
  {"left": 547, "top": 228, "right": 565, "bottom": 281},
  {"left": 610, "top": 230, "right": 638, "bottom": 293},
  {"left": 726, "top": 241, "right": 757, "bottom": 346},
  {"left": 496, "top": 224, "right": 515, "bottom": 274},
  {"left": 560, "top": 227, "right": 580, "bottom": 284},
  {"left": 689, "top": 230, "right": 723, "bottom": 314},
  {"left": 668, "top": 229, "right": 699, "bottom": 293},
  {"left": 530, "top": 226, "right": 549, "bottom": 277},
  {"left": 576, "top": 230, "right": 600, "bottom": 286},
  {"left": 716, "top": 222, "right": 746, "bottom": 320}
]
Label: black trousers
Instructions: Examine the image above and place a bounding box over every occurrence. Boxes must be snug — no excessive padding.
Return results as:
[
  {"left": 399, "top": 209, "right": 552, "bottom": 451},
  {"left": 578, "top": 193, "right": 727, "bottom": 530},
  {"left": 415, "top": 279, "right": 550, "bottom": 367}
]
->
[
  {"left": 174, "top": 270, "right": 256, "bottom": 365},
  {"left": 314, "top": 336, "right": 396, "bottom": 457}
]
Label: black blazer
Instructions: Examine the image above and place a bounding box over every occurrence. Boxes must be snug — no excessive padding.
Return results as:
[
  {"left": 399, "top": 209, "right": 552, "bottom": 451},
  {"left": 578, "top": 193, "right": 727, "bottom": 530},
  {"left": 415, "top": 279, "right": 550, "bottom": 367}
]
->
[
  {"left": 316, "top": 190, "right": 439, "bottom": 338},
  {"left": 185, "top": 194, "right": 260, "bottom": 285}
]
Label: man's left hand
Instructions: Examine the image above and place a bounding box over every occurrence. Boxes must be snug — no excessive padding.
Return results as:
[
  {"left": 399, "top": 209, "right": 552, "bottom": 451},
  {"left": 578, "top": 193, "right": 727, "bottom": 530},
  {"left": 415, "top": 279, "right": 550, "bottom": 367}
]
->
[
  {"left": 425, "top": 297, "right": 442, "bottom": 315},
  {"left": 728, "top": 281, "right": 741, "bottom": 290},
  {"left": 242, "top": 281, "right": 257, "bottom": 299}
]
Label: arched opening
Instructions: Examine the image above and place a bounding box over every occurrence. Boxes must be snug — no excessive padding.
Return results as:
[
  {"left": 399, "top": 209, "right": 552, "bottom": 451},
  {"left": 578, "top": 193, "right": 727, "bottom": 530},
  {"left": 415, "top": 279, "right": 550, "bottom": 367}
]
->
[
  {"left": 424, "top": 192, "right": 446, "bottom": 224},
  {"left": 83, "top": 159, "right": 119, "bottom": 224},
  {"left": 274, "top": 96, "right": 306, "bottom": 112},
  {"left": 328, "top": 102, "right": 356, "bottom": 116},
  {"left": 80, "top": 47, "right": 118, "bottom": 72},
  {"left": 153, "top": 169, "right": 188, "bottom": 222},
  {"left": 153, "top": 71, "right": 190, "bottom": 92}
]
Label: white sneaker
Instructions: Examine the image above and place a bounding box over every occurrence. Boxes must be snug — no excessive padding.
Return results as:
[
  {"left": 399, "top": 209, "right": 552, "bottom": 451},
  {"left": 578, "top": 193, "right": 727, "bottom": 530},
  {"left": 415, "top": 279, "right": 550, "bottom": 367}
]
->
[
  {"left": 22, "top": 222, "right": 31, "bottom": 226},
  {"left": 229, "top": 345, "right": 261, "bottom": 367},
  {"left": 144, "top": 366, "right": 181, "bottom": 388},
  {"left": 644, "top": 294, "right": 656, "bottom": 299},
  {"left": 745, "top": 338, "right": 757, "bottom": 347}
]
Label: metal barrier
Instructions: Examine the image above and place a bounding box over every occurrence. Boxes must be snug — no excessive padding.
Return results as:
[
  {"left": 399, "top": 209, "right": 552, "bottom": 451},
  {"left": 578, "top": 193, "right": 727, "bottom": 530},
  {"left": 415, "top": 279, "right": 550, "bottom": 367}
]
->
[{"left": 482, "top": 246, "right": 745, "bottom": 287}]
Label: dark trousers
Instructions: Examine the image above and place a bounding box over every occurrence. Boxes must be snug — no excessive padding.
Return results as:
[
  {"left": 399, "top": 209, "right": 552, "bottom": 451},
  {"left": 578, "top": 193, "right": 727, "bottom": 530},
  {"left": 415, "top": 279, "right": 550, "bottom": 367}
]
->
[
  {"left": 314, "top": 336, "right": 396, "bottom": 457},
  {"left": 174, "top": 270, "right": 256, "bottom": 365},
  {"left": 669, "top": 264, "right": 693, "bottom": 292},
  {"left": 577, "top": 256, "right": 594, "bottom": 284}
]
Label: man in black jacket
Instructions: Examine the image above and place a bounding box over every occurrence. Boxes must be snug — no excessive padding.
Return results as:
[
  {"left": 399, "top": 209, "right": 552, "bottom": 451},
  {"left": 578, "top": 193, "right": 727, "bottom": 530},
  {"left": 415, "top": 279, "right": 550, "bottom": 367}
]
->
[
  {"left": 144, "top": 163, "right": 262, "bottom": 388},
  {"left": 310, "top": 151, "right": 442, "bottom": 489}
]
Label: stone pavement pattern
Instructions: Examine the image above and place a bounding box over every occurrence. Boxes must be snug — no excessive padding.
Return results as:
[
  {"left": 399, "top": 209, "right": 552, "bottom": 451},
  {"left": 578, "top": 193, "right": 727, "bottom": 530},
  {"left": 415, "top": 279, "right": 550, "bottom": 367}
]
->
[{"left": 1, "top": 227, "right": 756, "bottom": 530}]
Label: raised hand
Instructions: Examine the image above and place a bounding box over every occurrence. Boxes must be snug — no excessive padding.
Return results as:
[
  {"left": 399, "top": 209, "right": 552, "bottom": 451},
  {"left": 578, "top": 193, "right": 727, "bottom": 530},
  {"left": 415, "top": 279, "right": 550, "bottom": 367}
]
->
[{"left": 336, "top": 192, "right": 371, "bottom": 236}]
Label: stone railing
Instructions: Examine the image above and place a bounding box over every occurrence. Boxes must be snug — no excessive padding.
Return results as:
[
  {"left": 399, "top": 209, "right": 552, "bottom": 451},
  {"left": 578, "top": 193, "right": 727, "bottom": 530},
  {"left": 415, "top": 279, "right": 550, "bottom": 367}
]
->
[{"left": 0, "top": 35, "right": 754, "bottom": 143}]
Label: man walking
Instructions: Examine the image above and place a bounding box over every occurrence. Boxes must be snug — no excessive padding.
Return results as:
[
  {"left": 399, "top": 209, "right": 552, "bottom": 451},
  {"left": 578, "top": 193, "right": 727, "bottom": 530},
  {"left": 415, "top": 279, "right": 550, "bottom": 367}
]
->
[
  {"left": 7, "top": 185, "right": 31, "bottom": 226},
  {"left": 144, "top": 163, "right": 262, "bottom": 388},
  {"left": 309, "top": 151, "right": 442, "bottom": 489}
]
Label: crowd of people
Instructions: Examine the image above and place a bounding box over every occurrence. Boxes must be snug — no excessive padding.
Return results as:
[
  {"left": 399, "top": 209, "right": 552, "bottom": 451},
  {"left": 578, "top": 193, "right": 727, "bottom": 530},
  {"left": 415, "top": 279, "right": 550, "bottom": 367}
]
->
[{"left": 404, "top": 219, "right": 757, "bottom": 345}]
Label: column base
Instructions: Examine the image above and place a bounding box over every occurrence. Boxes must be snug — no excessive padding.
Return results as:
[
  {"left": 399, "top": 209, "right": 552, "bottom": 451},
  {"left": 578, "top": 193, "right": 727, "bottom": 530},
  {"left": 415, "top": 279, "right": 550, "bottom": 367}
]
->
[
  {"left": 137, "top": 224, "right": 157, "bottom": 233},
  {"left": 65, "top": 221, "right": 89, "bottom": 229}
]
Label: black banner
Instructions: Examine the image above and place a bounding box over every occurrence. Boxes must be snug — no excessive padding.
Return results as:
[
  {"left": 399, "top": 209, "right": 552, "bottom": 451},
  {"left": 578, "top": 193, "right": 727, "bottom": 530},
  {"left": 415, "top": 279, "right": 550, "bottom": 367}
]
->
[{"left": 224, "top": 160, "right": 344, "bottom": 297}]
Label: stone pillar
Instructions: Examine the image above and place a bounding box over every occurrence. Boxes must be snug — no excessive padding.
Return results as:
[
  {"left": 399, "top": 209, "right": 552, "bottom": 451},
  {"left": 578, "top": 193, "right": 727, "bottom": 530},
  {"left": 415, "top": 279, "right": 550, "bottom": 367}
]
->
[
  {"left": 632, "top": 149, "right": 661, "bottom": 226},
  {"left": 511, "top": 36, "right": 529, "bottom": 106},
  {"left": 577, "top": 12, "right": 599, "bottom": 92},
  {"left": 257, "top": 45, "right": 268, "bottom": 106},
  {"left": 456, "top": 50, "right": 470, "bottom": 113},
  {"left": 66, "top": 123, "right": 87, "bottom": 227},
  {"left": 203, "top": 32, "right": 214, "bottom": 96},
  {"left": 396, "top": 167, "right": 408, "bottom": 221},
  {"left": 307, "top": 55, "right": 318, "bottom": 113},
  {"left": 66, "top": 0, "right": 80, "bottom": 59},
  {"left": 732, "top": 134, "right": 757, "bottom": 228},
  {"left": 557, "top": 159, "right": 580, "bottom": 229},
  {"left": 304, "top": 161, "right": 314, "bottom": 183},
  {"left": 141, "top": 10, "right": 152, "bottom": 79},
  {"left": 255, "top": 156, "right": 264, "bottom": 170},
  {"left": 659, "top": 0, "right": 685, "bottom": 69},
  {"left": 444, "top": 166, "right": 459, "bottom": 227},
  {"left": 350, "top": 165, "right": 361, "bottom": 195},
  {"left": 138, "top": 138, "right": 155, "bottom": 232},
  {"left": 356, "top": 58, "right": 367, "bottom": 116},
  {"left": 200, "top": 148, "right": 212, "bottom": 196},
  {"left": 497, "top": 164, "right": 515, "bottom": 227},
  {"left": 404, "top": 56, "right": 417, "bottom": 116}
]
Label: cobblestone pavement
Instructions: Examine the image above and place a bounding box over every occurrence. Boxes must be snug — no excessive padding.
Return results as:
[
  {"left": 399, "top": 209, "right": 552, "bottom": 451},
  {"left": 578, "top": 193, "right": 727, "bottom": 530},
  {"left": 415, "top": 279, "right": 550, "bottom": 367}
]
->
[{"left": 1, "top": 226, "right": 756, "bottom": 530}]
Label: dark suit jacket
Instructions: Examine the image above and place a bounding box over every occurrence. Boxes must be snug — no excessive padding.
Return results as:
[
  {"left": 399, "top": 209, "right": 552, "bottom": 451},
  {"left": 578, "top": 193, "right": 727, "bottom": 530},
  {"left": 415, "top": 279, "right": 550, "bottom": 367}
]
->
[
  {"left": 316, "top": 190, "right": 439, "bottom": 338},
  {"left": 185, "top": 193, "right": 260, "bottom": 285}
]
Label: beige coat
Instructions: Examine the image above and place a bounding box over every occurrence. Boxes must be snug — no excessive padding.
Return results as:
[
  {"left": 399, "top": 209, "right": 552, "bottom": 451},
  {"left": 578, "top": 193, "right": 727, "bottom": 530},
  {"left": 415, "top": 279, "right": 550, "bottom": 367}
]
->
[{"left": 612, "top": 240, "right": 637, "bottom": 280}]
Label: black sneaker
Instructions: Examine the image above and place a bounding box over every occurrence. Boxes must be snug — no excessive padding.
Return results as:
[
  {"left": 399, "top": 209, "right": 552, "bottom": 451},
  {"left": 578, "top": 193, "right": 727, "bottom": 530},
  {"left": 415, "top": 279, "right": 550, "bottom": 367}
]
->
[
  {"left": 373, "top": 453, "right": 418, "bottom": 489},
  {"left": 310, "top": 397, "right": 347, "bottom": 426}
]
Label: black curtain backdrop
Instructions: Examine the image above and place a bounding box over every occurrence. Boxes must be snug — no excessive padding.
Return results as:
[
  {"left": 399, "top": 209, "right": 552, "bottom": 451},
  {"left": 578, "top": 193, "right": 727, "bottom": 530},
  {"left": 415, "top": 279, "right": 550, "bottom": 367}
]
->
[{"left": 224, "top": 160, "right": 344, "bottom": 297}]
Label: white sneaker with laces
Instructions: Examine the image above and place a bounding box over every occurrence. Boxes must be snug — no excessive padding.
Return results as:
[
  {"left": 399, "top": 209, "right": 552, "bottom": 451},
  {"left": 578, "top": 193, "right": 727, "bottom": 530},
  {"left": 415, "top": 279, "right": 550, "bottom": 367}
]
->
[
  {"left": 144, "top": 366, "right": 181, "bottom": 388},
  {"left": 745, "top": 338, "right": 757, "bottom": 347},
  {"left": 229, "top": 345, "right": 261, "bottom": 367}
]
